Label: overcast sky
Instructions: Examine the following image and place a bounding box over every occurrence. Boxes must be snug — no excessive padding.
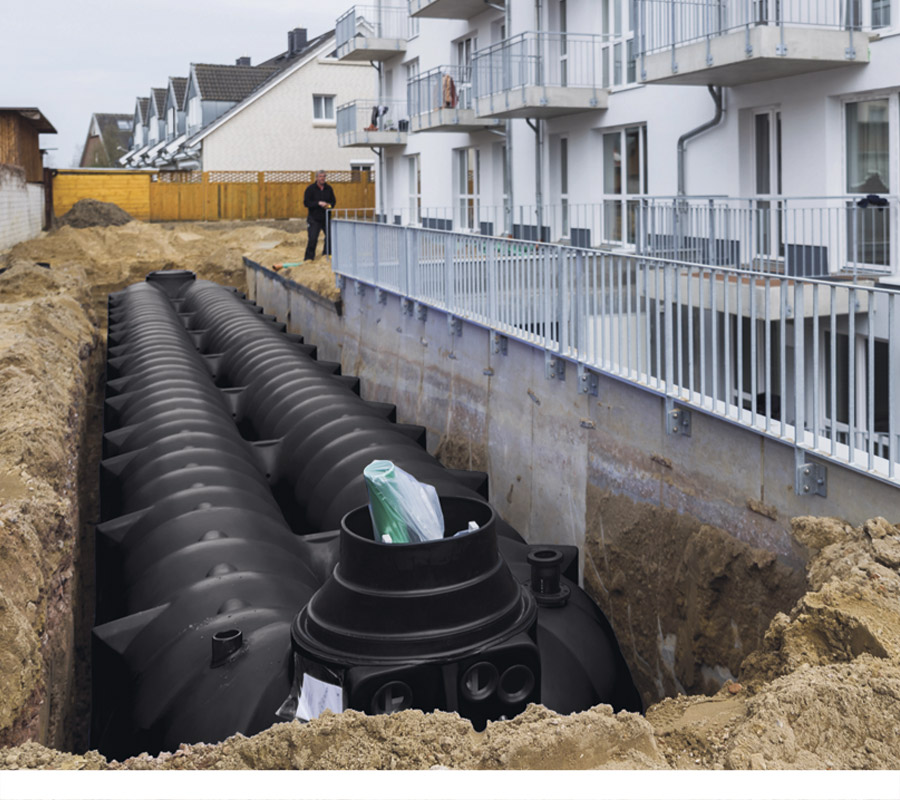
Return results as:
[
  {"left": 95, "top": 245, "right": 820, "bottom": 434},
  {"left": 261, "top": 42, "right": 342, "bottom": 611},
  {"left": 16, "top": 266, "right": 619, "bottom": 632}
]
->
[{"left": 1, "top": 1, "right": 342, "bottom": 166}]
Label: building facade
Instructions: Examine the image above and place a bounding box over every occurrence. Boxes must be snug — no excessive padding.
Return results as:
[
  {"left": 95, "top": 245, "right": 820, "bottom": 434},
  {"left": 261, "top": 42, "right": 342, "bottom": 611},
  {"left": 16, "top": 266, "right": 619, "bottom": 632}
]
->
[{"left": 329, "top": 0, "right": 900, "bottom": 499}]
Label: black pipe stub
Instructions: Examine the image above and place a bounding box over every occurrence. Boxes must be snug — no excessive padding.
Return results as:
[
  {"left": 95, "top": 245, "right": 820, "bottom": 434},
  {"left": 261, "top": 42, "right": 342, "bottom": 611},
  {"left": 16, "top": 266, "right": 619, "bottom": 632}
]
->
[
  {"left": 526, "top": 548, "right": 570, "bottom": 607},
  {"left": 146, "top": 269, "right": 197, "bottom": 298},
  {"left": 292, "top": 496, "right": 537, "bottom": 664},
  {"left": 210, "top": 627, "right": 243, "bottom": 667}
]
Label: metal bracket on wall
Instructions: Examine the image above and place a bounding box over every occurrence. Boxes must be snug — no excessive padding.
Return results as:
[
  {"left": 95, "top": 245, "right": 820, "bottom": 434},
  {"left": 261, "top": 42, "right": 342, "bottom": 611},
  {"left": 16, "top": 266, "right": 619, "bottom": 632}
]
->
[
  {"left": 545, "top": 351, "right": 565, "bottom": 381},
  {"left": 577, "top": 364, "right": 599, "bottom": 396},
  {"left": 775, "top": 44, "right": 788, "bottom": 56},
  {"left": 354, "top": 280, "right": 365, "bottom": 296},
  {"left": 415, "top": 302, "right": 428, "bottom": 322},
  {"left": 375, "top": 288, "right": 387, "bottom": 305},
  {"left": 448, "top": 316, "right": 462, "bottom": 338},
  {"left": 491, "top": 332, "right": 508, "bottom": 356},
  {"left": 796, "top": 453, "right": 827, "bottom": 497},
  {"left": 845, "top": 46, "right": 857, "bottom": 59},
  {"left": 401, "top": 297, "right": 414, "bottom": 316},
  {"left": 666, "top": 398, "right": 691, "bottom": 437}
]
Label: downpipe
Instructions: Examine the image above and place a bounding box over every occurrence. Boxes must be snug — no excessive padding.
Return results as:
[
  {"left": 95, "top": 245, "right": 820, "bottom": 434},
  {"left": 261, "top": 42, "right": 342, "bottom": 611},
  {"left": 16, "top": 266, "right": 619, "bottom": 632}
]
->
[{"left": 677, "top": 84, "right": 724, "bottom": 196}]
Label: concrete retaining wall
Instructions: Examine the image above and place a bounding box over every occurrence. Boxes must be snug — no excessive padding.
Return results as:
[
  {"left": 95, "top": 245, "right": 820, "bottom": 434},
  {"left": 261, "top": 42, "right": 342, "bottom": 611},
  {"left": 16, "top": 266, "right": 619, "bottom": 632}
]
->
[
  {"left": 0, "top": 166, "right": 43, "bottom": 251},
  {"left": 246, "top": 261, "right": 900, "bottom": 564}
]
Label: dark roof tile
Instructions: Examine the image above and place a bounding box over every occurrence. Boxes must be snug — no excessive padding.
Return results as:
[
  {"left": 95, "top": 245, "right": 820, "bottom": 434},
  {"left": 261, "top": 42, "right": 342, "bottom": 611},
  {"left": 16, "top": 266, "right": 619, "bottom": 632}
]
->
[
  {"left": 170, "top": 77, "right": 188, "bottom": 110},
  {"left": 192, "top": 63, "right": 280, "bottom": 102}
]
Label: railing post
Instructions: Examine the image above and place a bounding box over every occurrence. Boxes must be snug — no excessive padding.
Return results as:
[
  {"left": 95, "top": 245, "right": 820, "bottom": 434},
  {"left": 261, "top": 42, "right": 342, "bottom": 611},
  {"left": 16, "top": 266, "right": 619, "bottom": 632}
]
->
[
  {"left": 639, "top": 0, "right": 647, "bottom": 81},
  {"left": 557, "top": 245, "right": 567, "bottom": 356},
  {"left": 373, "top": 221, "right": 380, "bottom": 287},
  {"left": 664, "top": 264, "right": 675, "bottom": 396},
  {"left": 793, "top": 281, "right": 805, "bottom": 447},
  {"left": 574, "top": 248, "right": 585, "bottom": 357},
  {"left": 670, "top": 0, "right": 678, "bottom": 73},
  {"left": 444, "top": 231, "right": 455, "bottom": 311}
]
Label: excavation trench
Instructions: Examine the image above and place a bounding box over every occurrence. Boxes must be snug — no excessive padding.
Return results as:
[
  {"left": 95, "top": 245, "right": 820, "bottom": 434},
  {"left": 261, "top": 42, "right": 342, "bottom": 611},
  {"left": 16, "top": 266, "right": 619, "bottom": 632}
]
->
[{"left": 1, "top": 219, "right": 899, "bottom": 770}]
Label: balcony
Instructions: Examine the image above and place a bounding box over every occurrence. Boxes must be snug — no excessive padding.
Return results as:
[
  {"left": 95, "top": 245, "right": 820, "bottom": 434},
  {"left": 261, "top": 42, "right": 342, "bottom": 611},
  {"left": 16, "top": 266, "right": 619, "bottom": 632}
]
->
[
  {"left": 337, "top": 99, "right": 409, "bottom": 147},
  {"left": 409, "top": 0, "right": 503, "bottom": 19},
  {"left": 472, "top": 32, "right": 609, "bottom": 119},
  {"left": 408, "top": 65, "right": 501, "bottom": 132},
  {"left": 636, "top": 0, "right": 870, "bottom": 85},
  {"left": 336, "top": 3, "right": 408, "bottom": 61}
]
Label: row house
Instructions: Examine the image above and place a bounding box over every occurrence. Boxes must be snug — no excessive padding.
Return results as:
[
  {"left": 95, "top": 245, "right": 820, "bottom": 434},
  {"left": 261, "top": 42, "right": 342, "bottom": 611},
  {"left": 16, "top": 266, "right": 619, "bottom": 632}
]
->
[
  {"left": 329, "top": 0, "right": 900, "bottom": 497},
  {"left": 117, "top": 27, "right": 374, "bottom": 173}
]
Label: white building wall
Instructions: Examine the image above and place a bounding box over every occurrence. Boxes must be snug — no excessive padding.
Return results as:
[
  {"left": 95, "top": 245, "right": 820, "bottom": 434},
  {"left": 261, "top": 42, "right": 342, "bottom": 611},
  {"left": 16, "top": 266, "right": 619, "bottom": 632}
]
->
[
  {"left": 0, "top": 167, "right": 43, "bottom": 251},
  {"left": 202, "top": 58, "right": 375, "bottom": 171},
  {"left": 362, "top": 0, "right": 900, "bottom": 245}
]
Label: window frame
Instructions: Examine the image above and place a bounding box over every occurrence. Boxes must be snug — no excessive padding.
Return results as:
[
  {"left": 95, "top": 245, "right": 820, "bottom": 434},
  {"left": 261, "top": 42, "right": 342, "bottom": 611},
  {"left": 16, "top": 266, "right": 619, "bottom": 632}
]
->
[{"left": 313, "top": 94, "right": 337, "bottom": 123}]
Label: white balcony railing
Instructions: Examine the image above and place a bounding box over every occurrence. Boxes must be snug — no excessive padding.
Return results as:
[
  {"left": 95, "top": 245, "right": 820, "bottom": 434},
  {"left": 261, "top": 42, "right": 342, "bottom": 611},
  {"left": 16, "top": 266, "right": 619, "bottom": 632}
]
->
[
  {"left": 408, "top": 64, "right": 477, "bottom": 118},
  {"left": 336, "top": 99, "right": 410, "bottom": 146},
  {"left": 333, "top": 218, "right": 900, "bottom": 487},
  {"left": 636, "top": 0, "right": 875, "bottom": 66},
  {"left": 472, "top": 31, "right": 613, "bottom": 113},
  {"left": 334, "top": 195, "right": 898, "bottom": 278},
  {"left": 336, "top": 3, "right": 408, "bottom": 59}
]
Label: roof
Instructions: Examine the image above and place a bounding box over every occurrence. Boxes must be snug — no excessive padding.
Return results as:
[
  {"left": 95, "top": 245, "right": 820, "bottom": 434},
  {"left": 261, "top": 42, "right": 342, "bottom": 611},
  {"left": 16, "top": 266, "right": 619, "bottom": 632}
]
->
[
  {"left": 170, "top": 77, "right": 188, "bottom": 110},
  {"left": 257, "top": 29, "right": 335, "bottom": 70},
  {"left": 150, "top": 88, "right": 167, "bottom": 116},
  {"left": 136, "top": 97, "right": 150, "bottom": 123},
  {"left": 183, "top": 31, "right": 337, "bottom": 147},
  {"left": 82, "top": 113, "right": 132, "bottom": 167},
  {"left": 0, "top": 107, "right": 56, "bottom": 133},
  {"left": 191, "top": 63, "right": 280, "bottom": 102}
]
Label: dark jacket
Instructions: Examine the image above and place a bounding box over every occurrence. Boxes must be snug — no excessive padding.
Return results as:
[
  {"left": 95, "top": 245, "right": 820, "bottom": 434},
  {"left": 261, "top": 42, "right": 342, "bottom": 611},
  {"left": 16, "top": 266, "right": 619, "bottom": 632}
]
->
[{"left": 304, "top": 181, "right": 336, "bottom": 223}]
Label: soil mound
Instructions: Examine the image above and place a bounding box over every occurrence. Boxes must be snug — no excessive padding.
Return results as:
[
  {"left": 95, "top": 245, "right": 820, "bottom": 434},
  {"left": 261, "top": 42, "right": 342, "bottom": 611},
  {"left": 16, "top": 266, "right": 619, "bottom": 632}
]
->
[{"left": 57, "top": 199, "right": 133, "bottom": 229}]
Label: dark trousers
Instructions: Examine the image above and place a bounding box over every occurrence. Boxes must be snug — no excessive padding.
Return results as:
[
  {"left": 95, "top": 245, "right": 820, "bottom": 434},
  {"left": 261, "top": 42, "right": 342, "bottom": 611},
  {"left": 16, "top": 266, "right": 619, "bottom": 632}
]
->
[{"left": 305, "top": 217, "right": 330, "bottom": 260}]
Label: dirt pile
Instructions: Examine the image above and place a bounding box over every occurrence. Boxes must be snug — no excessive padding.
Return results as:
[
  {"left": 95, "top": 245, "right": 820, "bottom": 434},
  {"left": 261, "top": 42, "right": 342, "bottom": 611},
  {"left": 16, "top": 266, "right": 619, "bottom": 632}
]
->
[
  {"left": 5, "top": 219, "right": 336, "bottom": 323},
  {"left": 57, "top": 199, "right": 133, "bottom": 229},
  {"left": 0, "top": 260, "right": 101, "bottom": 751}
]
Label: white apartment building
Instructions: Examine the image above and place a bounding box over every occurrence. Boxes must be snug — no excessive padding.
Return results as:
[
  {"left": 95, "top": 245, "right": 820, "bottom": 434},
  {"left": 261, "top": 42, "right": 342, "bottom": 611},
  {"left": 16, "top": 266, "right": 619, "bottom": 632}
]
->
[{"left": 330, "top": 0, "right": 900, "bottom": 496}]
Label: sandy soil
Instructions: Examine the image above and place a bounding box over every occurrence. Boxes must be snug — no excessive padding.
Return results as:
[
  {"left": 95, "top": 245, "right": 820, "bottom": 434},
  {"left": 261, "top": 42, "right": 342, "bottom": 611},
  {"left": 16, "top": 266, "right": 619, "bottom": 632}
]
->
[{"left": 1, "top": 221, "right": 899, "bottom": 769}]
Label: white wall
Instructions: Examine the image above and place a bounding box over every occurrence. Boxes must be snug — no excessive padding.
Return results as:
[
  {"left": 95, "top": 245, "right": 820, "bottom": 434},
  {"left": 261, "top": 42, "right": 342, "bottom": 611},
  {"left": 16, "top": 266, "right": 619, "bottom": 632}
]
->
[
  {"left": 367, "top": 0, "right": 900, "bottom": 235},
  {"left": 0, "top": 167, "right": 43, "bottom": 251},
  {"left": 201, "top": 56, "right": 375, "bottom": 171}
]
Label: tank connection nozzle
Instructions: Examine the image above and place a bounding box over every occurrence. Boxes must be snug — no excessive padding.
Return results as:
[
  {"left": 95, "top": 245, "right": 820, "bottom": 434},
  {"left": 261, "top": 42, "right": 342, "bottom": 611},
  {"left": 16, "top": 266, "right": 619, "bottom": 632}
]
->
[{"left": 526, "top": 548, "right": 570, "bottom": 607}]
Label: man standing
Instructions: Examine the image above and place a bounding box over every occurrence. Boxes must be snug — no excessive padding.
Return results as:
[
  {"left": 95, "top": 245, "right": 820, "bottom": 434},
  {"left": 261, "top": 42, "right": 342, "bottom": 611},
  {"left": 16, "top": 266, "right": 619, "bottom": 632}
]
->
[{"left": 303, "top": 170, "right": 336, "bottom": 260}]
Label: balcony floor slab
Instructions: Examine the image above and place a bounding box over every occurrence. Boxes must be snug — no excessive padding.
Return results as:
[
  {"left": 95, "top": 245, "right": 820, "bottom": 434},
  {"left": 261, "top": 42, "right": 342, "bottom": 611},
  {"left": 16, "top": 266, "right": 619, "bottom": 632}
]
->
[
  {"left": 640, "top": 27, "right": 869, "bottom": 86},
  {"left": 339, "top": 131, "right": 408, "bottom": 147},
  {"left": 474, "top": 85, "right": 608, "bottom": 119},
  {"left": 410, "top": 0, "right": 502, "bottom": 18},
  {"left": 410, "top": 108, "right": 502, "bottom": 132},
  {"left": 337, "top": 37, "right": 407, "bottom": 62}
]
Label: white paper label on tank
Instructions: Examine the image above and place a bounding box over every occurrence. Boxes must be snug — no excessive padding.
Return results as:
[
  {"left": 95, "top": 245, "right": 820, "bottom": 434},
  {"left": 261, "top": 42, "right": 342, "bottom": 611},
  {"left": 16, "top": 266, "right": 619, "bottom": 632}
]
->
[{"left": 296, "top": 673, "right": 343, "bottom": 720}]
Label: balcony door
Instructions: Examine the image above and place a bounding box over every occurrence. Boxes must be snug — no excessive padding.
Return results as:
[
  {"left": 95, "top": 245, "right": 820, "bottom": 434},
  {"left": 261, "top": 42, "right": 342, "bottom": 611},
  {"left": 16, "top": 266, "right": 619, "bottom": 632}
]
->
[
  {"left": 456, "top": 147, "right": 480, "bottom": 230},
  {"left": 753, "top": 109, "right": 782, "bottom": 267},
  {"left": 455, "top": 35, "right": 477, "bottom": 108},
  {"left": 601, "top": 125, "right": 647, "bottom": 246}
]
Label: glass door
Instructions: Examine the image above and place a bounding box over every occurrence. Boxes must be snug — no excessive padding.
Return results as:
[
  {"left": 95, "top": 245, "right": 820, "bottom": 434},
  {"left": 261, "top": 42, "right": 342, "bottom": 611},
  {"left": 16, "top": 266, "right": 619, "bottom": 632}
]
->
[{"left": 753, "top": 109, "right": 782, "bottom": 268}]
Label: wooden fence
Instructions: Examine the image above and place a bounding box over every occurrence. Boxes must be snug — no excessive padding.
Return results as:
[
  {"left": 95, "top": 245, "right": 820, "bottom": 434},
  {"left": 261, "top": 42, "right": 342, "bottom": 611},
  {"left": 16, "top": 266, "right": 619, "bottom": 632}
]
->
[{"left": 52, "top": 169, "right": 374, "bottom": 222}]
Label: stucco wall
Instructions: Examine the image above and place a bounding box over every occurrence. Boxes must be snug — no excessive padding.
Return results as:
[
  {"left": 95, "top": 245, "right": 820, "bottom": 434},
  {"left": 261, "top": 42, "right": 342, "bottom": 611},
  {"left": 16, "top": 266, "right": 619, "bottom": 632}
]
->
[
  {"left": 201, "top": 57, "right": 374, "bottom": 171},
  {"left": 0, "top": 166, "right": 43, "bottom": 251}
]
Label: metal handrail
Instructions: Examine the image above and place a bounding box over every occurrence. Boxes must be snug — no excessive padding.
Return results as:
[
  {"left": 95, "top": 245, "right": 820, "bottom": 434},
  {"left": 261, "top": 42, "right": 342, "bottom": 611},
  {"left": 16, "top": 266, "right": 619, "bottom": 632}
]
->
[{"left": 333, "top": 218, "right": 900, "bottom": 487}]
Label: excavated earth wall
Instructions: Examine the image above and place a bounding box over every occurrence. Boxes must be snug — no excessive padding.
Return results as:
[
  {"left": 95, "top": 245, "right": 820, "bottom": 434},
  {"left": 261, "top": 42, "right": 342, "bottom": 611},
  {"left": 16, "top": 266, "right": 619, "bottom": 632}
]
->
[{"left": 1, "top": 219, "right": 899, "bottom": 770}]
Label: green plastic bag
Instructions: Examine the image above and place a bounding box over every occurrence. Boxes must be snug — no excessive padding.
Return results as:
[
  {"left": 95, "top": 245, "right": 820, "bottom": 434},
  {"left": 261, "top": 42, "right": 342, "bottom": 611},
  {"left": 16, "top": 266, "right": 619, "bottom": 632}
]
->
[{"left": 363, "top": 460, "right": 444, "bottom": 544}]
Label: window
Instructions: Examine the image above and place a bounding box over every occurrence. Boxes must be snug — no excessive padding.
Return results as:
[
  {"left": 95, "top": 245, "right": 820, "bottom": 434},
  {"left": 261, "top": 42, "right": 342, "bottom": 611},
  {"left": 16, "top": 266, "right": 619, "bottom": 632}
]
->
[
  {"left": 846, "top": 98, "right": 889, "bottom": 194},
  {"left": 313, "top": 95, "right": 336, "bottom": 121},
  {"left": 600, "top": 0, "right": 636, "bottom": 89},
  {"left": 845, "top": 97, "right": 891, "bottom": 266},
  {"left": 408, "top": 14, "right": 420, "bottom": 39},
  {"left": 188, "top": 95, "right": 201, "bottom": 132},
  {"left": 600, "top": 124, "right": 647, "bottom": 244},
  {"left": 408, "top": 155, "right": 421, "bottom": 224},
  {"left": 167, "top": 108, "right": 175, "bottom": 136},
  {"left": 455, "top": 147, "right": 480, "bottom": 230},
  {"left": 117, "top": 119, "right": 130, "bottom": 130}
]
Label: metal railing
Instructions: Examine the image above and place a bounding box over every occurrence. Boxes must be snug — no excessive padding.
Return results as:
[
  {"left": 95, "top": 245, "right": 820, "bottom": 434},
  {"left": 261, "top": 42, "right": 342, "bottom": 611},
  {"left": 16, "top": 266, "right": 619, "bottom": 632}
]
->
[
  {"left": 333, "top": 218, "right": 900, "bottom": 486},
  {"left": 408, "top": 64, "right": 477, "bottom": 121},
  {"left": 336, "top": 99, "right": 410, "bottom": 146},
  {"left": 472, "top": 31, "right": 613, "bottom": 107},
  {"left": 636, "top": 0, "right": 870, "bottom": 69},
  {"left": 639, "top": 196, "right": 897, "bottom": 278},
  {"left": 334, "top": 195, "right": 898, "bottom": 279},
  {"left": 336, "top": 3, "right": 408, "bottom": 51}
]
